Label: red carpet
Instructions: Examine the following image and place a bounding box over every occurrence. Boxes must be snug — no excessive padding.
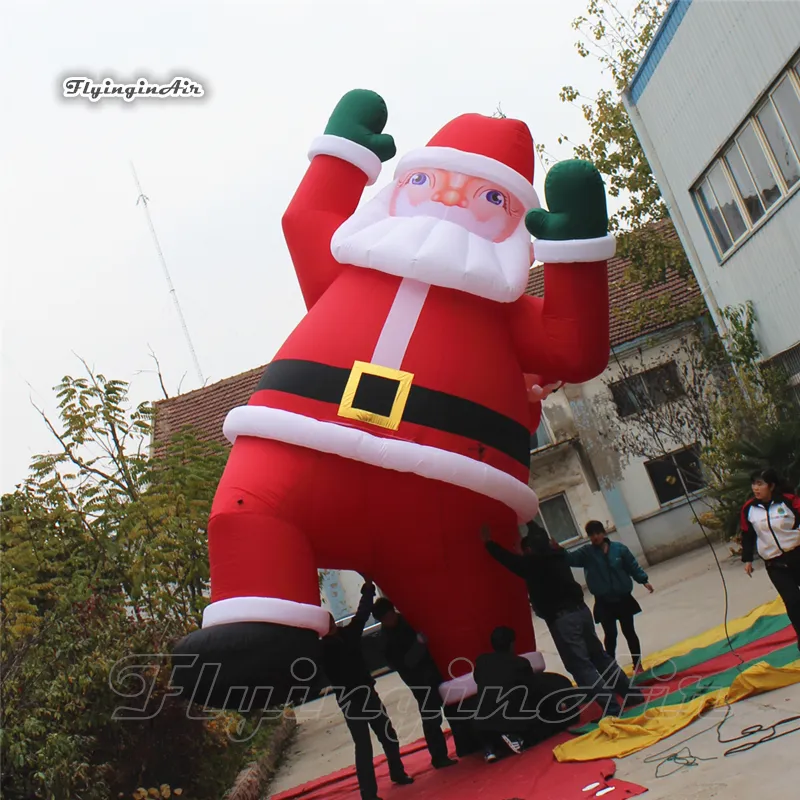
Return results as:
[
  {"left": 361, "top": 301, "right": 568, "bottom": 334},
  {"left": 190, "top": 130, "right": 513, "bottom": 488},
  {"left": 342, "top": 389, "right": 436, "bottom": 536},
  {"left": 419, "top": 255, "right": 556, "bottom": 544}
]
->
[{"left": 271, "top": 731, "right": 647, "bottom": 799}]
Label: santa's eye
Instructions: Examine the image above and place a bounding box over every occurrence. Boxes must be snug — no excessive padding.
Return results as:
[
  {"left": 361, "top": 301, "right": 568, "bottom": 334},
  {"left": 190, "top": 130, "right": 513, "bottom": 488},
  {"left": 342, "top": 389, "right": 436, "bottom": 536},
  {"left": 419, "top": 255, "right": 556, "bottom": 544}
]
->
[
  {"left": 409, "top": 172, "right": 428, "bottom": 186},
  {"left": 484, "top": 189, "right": 506, "bottom": 206}
]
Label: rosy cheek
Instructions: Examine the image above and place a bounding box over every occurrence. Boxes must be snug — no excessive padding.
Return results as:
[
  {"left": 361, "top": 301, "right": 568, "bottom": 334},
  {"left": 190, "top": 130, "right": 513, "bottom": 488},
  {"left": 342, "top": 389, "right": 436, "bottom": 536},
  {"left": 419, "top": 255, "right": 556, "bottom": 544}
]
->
[
  {"left": 403, "top": 184, "right": 433, "bottom": 204},
  {"left": 466, "top": 199, "right": 499, "bottom": 223}
]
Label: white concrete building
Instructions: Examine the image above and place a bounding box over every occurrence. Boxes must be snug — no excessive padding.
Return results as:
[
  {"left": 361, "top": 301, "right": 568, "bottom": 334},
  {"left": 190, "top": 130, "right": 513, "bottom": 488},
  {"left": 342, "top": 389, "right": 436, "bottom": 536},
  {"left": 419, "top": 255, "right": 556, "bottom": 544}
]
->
[{"left": 622, "top": 0, "right": 800, "bottom": 398}]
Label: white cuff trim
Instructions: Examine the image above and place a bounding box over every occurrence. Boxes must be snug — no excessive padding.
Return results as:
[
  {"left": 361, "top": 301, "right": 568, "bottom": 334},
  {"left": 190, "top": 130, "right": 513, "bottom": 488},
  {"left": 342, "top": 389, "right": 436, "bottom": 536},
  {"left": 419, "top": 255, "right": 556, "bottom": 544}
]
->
[
  {"left": 534, "top": 235, "right": 616, "bottom": 264},
  {"left": 202, "top": 596, "right": 330, "bottom": 636},
  {"left": 308, "top": 134, "right": 382, "bottom": 186},
  {"left": 223, "top": 405, "right": 539, "bottom": 523},
  {"left": 438, "top": 651, "right": 546, "bottom": 704},
  {"left": 395, "top": 146, "right": 539, "bottom": 211}
]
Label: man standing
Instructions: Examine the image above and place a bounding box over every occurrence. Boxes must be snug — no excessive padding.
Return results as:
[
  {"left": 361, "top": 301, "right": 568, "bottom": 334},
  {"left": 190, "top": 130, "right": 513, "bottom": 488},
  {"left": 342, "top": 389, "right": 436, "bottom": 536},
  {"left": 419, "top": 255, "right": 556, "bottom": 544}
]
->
[
  {"left": 481, "top": 523, "right": 642, "bottom": 719},
  {"left": 372, "top": 597, "right": 458, "bottom": 770},
  {"left": 320, "top": 579, "right": 413, "bottom": 800}
]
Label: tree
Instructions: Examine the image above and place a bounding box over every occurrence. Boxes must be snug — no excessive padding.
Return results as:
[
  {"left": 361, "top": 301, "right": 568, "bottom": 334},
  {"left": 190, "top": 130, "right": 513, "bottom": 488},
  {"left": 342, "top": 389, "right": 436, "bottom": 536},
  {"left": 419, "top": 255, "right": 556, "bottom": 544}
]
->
[
  {"left": 548, "top": 0, "right": 692, "bottom": 296},
  {"left": 592, "top": 302, "right": 796, "bottom": 534},
  {"left": 0, "top": 364, "right": 277, "bottom": 799}
]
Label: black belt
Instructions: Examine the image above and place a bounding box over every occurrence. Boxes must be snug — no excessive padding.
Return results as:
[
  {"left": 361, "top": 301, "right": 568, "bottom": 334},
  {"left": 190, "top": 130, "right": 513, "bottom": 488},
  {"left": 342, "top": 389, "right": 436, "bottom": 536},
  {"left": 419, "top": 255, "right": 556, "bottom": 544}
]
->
[{"left": 256, "top": 359, "right": 530, "bottom": 467}]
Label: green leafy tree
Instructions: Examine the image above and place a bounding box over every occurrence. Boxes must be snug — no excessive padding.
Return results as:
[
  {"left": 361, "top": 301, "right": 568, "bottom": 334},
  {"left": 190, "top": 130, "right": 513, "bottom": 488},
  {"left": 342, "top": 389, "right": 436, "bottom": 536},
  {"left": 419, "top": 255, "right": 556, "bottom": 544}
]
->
[
  {"left": 0, "top": 364, "right": 278, "bottom": 799},
  {"left": 546, "top": 0, "right": 693, "bottom": 301}
]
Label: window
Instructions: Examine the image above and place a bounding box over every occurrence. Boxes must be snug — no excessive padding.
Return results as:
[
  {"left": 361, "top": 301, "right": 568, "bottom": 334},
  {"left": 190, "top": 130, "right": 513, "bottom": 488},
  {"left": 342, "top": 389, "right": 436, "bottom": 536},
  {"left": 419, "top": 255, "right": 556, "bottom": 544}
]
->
[
  {"left": 737, "top": 122, "right": 782, "bottom": 210},
  {"left": 772, "top": 76, "right": 800, "bottom": 168},
  {"left": 757, "top": 100, "right": 800, "bottom": 189},
  {"left": 609, "top": 361, "right": 684, "bottom": 419},
  {"left": 534, "top": 494, "right": 581, "bottom": 544},
  {"left": 644, "top": 445, "right": 705, "bottom": 506},
  {"left": 530, "top": 416, "right": 552, "bottom": 451},
  {"left": 693, "top": 58, "right": 800, "bottom": 257},
  {"left": 724, "top": 142, "right": 765, "bottom": 224}
]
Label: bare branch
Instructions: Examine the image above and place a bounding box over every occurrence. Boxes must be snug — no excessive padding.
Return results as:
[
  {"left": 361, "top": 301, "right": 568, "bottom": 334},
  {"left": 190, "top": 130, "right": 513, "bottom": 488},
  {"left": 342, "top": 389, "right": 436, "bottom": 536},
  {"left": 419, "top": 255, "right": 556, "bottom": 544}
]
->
[{"left": 147, "top": 345, "right": 170, "bottom": 400}]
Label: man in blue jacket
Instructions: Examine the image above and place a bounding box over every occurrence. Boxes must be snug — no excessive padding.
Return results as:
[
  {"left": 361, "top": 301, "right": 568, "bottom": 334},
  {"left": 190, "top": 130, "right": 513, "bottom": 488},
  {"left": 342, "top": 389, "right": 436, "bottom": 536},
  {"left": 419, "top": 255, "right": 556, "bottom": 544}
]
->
[{"left": 566, "top": 521, "right": 654, "bottom": 672}]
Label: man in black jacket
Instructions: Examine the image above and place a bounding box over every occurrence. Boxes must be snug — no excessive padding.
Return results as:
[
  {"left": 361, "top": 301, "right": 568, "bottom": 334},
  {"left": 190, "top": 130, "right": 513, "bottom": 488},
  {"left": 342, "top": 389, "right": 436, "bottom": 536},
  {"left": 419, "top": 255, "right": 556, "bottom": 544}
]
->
[
  {"left": 372, "top": 597, "right": 458, "bottom": 770},
  {"left": 320, "top": 579, "right": 413, "bottom": 800},
  {"left": 481, "top": 523, "right": 642, "bottom": 719}
]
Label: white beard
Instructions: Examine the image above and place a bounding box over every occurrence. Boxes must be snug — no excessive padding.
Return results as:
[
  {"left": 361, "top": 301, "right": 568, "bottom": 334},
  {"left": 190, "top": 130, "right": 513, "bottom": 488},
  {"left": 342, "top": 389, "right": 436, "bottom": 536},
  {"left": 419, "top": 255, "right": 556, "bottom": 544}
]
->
[{"left": 330, "top": 184, "right": 532, "bottom": 303}]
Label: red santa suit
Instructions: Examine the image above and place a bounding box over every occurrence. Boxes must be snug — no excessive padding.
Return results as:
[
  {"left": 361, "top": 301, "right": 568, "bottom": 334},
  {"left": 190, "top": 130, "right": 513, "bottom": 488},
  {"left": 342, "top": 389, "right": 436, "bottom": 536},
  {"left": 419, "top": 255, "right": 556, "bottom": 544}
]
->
[{"left": 182, "top": 113, "right": 613, "bottom": 708}]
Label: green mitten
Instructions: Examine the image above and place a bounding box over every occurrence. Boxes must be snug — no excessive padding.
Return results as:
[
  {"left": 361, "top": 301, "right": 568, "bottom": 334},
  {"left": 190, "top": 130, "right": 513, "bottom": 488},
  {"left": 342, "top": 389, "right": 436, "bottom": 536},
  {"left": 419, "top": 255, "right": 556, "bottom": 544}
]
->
[
  {"left": 324, "top": 89, "right": 396, "bottom": 163},
  {"left": 525, "top": 160, "right": 609, "bottom": 241}
]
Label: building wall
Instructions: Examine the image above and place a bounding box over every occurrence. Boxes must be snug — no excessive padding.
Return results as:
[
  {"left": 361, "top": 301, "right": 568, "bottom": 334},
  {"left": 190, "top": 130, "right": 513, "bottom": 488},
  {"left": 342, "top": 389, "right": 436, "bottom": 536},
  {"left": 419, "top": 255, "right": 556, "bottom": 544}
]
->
[
  {"left": 627, "top": 0, "right": 800, "bottom": 359},
  {"left": 551, "top": 330, "right": 710, "bottom": 563}
]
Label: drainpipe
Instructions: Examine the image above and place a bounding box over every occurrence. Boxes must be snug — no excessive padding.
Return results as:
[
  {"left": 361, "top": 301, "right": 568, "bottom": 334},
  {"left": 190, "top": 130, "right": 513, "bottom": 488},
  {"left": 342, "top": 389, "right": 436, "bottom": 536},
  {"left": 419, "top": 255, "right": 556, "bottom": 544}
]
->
[{"left": 563, "top": 383, "right": 649, "bottom": 565}]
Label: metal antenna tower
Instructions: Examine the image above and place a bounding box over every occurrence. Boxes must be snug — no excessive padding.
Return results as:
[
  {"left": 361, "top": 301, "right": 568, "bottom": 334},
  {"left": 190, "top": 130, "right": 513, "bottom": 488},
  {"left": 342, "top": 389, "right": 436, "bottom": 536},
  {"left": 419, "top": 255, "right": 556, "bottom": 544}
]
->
[{"left": 130, "top": 162, "right": 205, "bottom": 386}]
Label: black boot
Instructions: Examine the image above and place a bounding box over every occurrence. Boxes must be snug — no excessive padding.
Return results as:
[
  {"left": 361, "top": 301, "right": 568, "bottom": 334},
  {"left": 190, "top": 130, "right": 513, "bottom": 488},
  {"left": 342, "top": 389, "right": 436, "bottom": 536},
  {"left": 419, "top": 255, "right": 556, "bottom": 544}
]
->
[{"left": 171, "top": 621, "right": 321, "bottom": 709}]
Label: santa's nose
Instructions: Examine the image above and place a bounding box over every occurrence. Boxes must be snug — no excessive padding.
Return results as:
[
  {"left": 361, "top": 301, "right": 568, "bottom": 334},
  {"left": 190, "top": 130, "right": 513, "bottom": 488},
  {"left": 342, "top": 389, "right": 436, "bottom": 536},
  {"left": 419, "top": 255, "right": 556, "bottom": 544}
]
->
[{"left": 432, "top": 188, "right": 468, "bottom": 208}]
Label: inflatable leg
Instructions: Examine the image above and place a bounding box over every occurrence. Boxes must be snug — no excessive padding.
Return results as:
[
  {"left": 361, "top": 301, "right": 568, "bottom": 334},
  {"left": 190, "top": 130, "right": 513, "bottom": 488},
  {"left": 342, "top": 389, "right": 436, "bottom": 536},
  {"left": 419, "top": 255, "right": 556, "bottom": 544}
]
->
[
  {"left": 370, "top": 476, "right": 536, "bottom": 688},
  {"left": 172, "top": 437, "right": 331, "bottom": 709}
]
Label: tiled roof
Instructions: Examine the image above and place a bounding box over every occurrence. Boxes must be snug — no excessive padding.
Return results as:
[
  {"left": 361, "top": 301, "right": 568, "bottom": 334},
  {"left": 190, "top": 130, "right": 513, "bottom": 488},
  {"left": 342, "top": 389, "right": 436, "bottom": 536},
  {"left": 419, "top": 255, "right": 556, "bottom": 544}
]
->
[
  {"left": 153, "top": 364, "right": 266, "bottom": 448},
  {"left": 154, "top": 225, "right": 701, "bottom": 445},
  {"left": 525, "top": 225, "right": 701, "bottom": 349}
]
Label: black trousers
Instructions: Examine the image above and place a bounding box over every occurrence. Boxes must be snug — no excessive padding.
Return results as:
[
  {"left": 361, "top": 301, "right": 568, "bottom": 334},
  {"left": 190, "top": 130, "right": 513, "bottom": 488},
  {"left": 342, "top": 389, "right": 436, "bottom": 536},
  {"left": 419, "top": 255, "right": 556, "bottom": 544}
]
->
[
  {"left": 339, "top": 686, "right": 404, "bottom": 800},
  {"left": 410, "top": 685, "right": 450, "bottom": 764},
  {"left": 765, "top": 547, "right": 800, "bottom": 643},
  {"left": 599, "top": 615, "right": 642, "bottom": 669}
]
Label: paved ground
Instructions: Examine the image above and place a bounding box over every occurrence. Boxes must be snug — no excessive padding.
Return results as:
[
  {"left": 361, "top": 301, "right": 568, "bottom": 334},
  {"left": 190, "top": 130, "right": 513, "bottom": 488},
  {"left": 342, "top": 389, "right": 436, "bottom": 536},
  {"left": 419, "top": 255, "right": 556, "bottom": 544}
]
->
[{"left": 268, "top": 542, "right": 800, "bottom": 799}]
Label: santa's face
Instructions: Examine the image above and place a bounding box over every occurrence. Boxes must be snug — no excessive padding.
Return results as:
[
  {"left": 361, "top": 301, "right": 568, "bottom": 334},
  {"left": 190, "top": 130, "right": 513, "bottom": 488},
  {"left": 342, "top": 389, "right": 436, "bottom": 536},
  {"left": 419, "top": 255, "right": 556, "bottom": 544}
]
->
[
  {"left": 330, "top": 167, "right": 534, "bottom": 303},
  {"left": 390, "top": 169, "right": 526, "bottom": 244}
]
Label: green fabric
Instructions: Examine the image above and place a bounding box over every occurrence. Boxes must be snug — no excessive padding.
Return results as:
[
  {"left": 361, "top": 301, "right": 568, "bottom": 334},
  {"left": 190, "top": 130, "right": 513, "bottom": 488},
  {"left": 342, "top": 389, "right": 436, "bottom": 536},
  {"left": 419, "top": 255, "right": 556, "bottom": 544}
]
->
[
  {"left": 525, "top": 159, "right": 608, "bottom": 241},
  {"left": 571, "top": 638, "right": 799, "bottom": 736},
  {"left": 323, "top": 89, "right": 396, "bottom": 162},
  {"left": 637, "top": 611, "right": 791, "bottom": 684}
]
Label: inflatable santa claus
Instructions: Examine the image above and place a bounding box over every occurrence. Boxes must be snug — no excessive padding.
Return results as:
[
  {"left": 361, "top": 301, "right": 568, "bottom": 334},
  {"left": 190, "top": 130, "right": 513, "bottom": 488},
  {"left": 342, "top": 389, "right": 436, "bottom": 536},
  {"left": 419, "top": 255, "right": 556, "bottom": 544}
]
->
[{"left": 173, "top": 89, "right": 613, "bottom": 710}]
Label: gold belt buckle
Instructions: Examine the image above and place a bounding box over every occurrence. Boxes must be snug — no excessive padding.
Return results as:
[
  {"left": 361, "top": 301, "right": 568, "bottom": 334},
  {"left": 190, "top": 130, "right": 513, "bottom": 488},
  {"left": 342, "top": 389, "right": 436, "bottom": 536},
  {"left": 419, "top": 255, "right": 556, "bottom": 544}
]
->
[{"left": 337, "top": 361, "right": 414, "bottom": 431}]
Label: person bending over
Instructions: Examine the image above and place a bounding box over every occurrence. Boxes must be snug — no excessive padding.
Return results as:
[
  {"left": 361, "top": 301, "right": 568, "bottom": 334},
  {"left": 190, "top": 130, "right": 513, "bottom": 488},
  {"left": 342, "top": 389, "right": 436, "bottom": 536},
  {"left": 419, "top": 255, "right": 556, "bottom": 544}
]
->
[{"left": 372, "top": 597, "right": 458, "bottom": 770}]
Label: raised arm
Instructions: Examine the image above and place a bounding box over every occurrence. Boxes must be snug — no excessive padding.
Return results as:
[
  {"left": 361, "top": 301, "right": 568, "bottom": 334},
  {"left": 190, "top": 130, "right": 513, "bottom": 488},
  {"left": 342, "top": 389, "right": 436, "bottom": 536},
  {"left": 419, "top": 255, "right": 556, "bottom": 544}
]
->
[
  {"left": 346, "top": 580, "right": 377, "bottom": 637},
  {"left": 281, "top": 90, "right": 396, "bottom": 310},
  {"left": 485, "top": 540, "right": 530, "bottom": 579},
  {"left": 563, "top": 543, "right": 590, "bottom": 568},
  {"left": 506, "top": 160, "right": 613, "bottom": 382}
]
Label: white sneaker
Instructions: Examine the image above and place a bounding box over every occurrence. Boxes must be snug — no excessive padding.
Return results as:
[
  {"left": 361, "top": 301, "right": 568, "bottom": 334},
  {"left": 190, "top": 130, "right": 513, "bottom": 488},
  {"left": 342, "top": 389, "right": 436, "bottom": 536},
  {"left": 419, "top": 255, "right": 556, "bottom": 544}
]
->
[{"left": 501, "top": 734, "right": 524, "bottom": 754}]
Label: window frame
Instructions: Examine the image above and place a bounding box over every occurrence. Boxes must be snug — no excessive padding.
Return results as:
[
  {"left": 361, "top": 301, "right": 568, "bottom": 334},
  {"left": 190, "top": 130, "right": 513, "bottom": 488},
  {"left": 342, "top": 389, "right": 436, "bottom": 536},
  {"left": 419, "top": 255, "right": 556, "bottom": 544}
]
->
[
  {"left": 643, "top": 444, "right": 706, "bottom": 507},
  {"left": 535, "top": 493, "right": 583, "bottom": 546},
  {"left": 609, "top": 360, "right": 684, "bottom": 420},
  {"left": 692, "top": 56, "right": 800, "bottom": 261},
  {"left": 530, "top": 414, "right": 553, "bottom": 453}
]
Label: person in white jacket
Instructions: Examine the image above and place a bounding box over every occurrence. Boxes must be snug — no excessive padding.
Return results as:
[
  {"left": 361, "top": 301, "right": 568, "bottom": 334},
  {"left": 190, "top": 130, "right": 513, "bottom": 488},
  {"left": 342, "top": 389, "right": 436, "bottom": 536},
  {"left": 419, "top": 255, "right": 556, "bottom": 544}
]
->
[{"left": 740, "top": 468, "right": 800, "bottom": 649}]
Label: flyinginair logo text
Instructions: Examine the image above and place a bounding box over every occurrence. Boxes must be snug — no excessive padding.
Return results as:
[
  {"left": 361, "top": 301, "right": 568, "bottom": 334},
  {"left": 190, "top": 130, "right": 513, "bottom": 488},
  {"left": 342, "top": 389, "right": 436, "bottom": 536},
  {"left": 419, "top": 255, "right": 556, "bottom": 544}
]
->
[{"left": 62, "top": 77, "right": 204, "bottom": 102}]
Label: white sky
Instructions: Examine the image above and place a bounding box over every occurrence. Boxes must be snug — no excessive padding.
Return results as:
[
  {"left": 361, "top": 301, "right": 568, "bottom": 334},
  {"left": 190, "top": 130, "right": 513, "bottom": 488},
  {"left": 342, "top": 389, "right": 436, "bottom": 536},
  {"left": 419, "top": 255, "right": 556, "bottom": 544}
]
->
[{"left": 1, "top": 0, "right": 618, "bottom": 492}]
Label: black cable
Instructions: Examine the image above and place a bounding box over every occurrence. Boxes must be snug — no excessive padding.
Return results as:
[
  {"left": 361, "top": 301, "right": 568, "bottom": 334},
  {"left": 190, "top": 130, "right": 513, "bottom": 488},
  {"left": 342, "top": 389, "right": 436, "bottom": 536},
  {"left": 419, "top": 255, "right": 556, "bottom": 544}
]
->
[{"left": 607, "top": 348, "right": 800, "bottom": 776}]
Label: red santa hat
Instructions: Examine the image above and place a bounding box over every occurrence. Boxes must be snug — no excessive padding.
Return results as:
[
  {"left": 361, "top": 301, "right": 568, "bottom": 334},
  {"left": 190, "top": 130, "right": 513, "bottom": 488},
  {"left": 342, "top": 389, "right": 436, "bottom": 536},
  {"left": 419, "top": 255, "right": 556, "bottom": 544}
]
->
[{"left": 394, "top": 114, "right": 540, "bottom": 211}]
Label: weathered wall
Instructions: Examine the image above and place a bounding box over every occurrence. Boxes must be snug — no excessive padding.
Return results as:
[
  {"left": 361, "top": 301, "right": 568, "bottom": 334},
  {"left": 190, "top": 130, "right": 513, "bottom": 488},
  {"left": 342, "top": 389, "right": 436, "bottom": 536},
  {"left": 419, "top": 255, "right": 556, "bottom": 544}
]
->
[{"left": 633, "top": 499, "right": 711, "bottom": 565}]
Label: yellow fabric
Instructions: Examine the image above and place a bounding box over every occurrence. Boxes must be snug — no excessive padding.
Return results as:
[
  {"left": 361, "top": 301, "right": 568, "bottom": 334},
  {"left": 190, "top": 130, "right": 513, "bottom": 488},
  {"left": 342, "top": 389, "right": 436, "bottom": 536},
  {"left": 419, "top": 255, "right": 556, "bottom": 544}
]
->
[
  {"left": 553, "top": 656, "right": 800, "bottom": 762},
  {"left": 623, "top": 596, "right": 787, "bottom": 677}
]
